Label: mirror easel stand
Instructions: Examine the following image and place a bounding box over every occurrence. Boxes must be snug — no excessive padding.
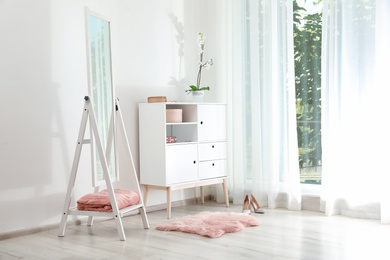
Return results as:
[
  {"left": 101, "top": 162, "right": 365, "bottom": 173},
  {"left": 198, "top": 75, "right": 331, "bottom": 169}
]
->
[{"left": 58, "top": 96, "right": 149, "bottom": 241}]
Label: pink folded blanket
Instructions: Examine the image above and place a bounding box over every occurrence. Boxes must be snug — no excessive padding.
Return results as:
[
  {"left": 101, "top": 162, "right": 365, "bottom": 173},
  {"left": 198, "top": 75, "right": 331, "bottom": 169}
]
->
[{"left": 77, "top": 189, "right": 140, "bottom": 212}]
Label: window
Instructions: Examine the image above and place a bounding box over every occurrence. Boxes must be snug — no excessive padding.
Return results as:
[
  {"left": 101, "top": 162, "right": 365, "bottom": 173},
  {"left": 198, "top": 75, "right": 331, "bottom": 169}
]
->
[
  {"left": 240, "top": 0, "right": 322, "bottom": 187},
  {"left": 293, "top": 0, "right": 323, "bottom": 184}
]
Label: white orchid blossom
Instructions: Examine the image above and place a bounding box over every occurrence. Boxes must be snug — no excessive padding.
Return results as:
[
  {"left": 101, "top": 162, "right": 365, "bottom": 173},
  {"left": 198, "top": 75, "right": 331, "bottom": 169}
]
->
[
  {"left": 197, "top": 32, "right": 206, "bottom": 52},
  {"left": 202, "top": 59, "right": 213, "bottom": 70},
  {"left": 186, "top": 32, "right": 213, "bottom": 93}
]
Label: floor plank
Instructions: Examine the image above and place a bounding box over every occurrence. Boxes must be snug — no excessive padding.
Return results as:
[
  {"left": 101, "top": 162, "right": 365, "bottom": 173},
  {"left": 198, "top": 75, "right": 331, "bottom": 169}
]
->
[{"left": 1, "top": 201, "right": 390, "bottom": 260}]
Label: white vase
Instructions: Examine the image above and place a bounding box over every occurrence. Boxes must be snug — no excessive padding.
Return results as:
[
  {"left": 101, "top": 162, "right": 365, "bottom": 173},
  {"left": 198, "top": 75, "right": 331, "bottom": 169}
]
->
[{"left": 191, "top": 91, "right": 205, "bottom": 102}]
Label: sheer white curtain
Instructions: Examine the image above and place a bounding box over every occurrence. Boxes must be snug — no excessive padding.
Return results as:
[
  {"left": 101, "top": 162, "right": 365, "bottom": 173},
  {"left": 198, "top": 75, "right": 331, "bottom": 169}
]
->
[
  {"left": 228, "top": 0, "right": 301, "bottom": 210},
  {"left": 321, "top": 0, "right": 390, "bottom": 222}
]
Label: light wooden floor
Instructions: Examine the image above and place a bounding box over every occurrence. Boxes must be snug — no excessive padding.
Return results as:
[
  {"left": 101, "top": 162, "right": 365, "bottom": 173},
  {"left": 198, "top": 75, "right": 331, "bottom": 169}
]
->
[{"left": 1, "top": 201, "right": 390, "bottom": 260}]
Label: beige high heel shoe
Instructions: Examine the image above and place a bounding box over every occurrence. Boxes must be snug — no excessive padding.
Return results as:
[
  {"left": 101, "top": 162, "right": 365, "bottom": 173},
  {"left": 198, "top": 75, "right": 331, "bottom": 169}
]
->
[
  {"left": 250, "top": 194, "right": 264, "bottom": 214},
  {"left": 242, "top": 195, "right": 251, "bottom": 215}
]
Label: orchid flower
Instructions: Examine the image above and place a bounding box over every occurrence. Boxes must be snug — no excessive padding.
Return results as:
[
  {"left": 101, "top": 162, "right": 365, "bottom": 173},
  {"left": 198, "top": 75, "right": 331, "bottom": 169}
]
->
[{"left": 186, "top": 32, "right": 213, "bottom": 93}]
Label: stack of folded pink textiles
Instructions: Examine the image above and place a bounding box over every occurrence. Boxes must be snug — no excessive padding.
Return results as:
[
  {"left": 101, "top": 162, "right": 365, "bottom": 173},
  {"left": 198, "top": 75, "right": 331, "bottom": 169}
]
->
[{"left": 77, "top": 189, "right": 140, "bottom": 212}]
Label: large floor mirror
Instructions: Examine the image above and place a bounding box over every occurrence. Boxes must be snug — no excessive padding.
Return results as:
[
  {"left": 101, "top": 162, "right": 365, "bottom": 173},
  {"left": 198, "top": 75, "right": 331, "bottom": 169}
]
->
[
  {"left": 84, "top": 7, "right": 118, "bottom": 186},
  {"left": 58, "top": 8, "right": 149, "bottom": 241}
]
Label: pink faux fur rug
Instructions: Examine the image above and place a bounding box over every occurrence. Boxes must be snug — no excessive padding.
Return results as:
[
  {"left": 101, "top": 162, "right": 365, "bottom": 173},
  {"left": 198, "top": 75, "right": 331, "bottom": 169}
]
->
[{"left": 156, "top": 211, "right": 260, "bottom": 238}]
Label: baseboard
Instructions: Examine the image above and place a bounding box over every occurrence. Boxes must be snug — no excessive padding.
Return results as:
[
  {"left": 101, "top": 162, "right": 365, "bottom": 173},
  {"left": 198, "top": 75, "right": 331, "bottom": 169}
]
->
[
  {"left": 0, "top": 219, "right": 83, "bottom": 241},
  {"left": 302, "top": 195, "right": 321, "bottom": 212}
]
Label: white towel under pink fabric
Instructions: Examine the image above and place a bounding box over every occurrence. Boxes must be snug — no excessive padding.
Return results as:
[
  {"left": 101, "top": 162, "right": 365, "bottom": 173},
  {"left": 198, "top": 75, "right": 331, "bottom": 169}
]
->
[{"left": 77, "top": 189, "right": 140, "bottom": 212}]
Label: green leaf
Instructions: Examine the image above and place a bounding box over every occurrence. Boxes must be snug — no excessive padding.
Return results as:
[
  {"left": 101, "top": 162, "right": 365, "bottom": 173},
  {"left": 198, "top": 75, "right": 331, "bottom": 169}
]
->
[{"left": 185, "top": 85, "right": 210, "bottom": 93}]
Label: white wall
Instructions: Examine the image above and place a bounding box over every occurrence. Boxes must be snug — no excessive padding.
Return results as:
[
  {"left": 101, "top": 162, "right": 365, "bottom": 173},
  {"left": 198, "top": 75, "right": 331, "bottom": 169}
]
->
[{"left": 0, "top": 0, "right": 228, "bottom": 234}]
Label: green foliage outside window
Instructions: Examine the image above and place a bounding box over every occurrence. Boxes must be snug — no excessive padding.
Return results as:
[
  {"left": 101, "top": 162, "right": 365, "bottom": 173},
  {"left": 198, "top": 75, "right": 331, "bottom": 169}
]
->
[{"left": 293, "top": 0, "right": 322, "bottom": 183}]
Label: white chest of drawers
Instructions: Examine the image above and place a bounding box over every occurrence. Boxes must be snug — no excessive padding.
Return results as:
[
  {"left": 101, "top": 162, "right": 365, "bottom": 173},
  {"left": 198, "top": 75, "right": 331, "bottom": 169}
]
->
[{"left": 138, "top": 102, "right": 229, "bottom": 218}]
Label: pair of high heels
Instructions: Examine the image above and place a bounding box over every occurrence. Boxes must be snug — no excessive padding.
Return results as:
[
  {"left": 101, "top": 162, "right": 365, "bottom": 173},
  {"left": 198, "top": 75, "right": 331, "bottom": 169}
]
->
[{"left": 242, "top": 194, "right": 264, "bottom": 214}]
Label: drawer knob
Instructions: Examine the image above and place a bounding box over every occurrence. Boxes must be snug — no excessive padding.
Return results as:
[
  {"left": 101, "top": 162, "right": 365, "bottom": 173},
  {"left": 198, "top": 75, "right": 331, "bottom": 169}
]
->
[
  {"left": 212, "top": 163, "right": 215, "bottom": 166},
  {"left": 212, "top": 145, "right": 215, "bottom": 148},
  {"left": 200, "top": 121, "right": 203, "bottom": 125},
  {"left": 193, "top": 161, "right": 196, "bottom": 164}
]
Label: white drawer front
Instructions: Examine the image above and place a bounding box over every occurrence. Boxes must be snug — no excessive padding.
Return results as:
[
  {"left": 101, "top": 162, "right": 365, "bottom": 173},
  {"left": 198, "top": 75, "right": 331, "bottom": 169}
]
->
[
  {"left": 199, "top": 159, "right": 227, "bottom": 180},
  {"left": 198, "top": 142, "right": 227, "bottom": 161}
]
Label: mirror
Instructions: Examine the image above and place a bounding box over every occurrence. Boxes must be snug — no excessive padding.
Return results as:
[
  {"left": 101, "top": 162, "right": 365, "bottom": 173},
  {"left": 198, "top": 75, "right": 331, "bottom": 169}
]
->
[{"left": 85, "top": 8, "right": 118, "bottom": 186}]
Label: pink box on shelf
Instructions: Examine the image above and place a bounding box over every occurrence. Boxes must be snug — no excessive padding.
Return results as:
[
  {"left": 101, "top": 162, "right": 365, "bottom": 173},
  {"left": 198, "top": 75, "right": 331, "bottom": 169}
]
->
[{"left": 166, "top": 109, "right": 182, "bottom": 123}]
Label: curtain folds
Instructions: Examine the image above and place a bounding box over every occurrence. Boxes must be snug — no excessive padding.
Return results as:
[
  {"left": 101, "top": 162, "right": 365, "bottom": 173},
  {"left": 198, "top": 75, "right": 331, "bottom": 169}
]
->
[
  {"left": 230, "top": 0, "right": 301, "bottom": 210},
  {"left": 228, "top": 0, "right": 390, "bottom": 221},
  {"left": 321, "top": 0, "right": 390, "bottom": 223}
]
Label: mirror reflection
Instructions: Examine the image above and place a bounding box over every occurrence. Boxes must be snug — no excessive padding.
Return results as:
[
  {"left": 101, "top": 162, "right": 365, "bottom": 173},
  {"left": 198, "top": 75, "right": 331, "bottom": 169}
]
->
[{"left": 85, "top": 9, "right": 117, "bottom": 186}]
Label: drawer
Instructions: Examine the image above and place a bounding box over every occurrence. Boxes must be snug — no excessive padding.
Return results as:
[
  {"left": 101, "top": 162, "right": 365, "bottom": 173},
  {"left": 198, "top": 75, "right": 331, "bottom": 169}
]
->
[
  {"left": 198, "top": 142, "right": 227, "bottom": 161},
  {"left": 199, "top": 159, "right": 227, "bottom": 180}
]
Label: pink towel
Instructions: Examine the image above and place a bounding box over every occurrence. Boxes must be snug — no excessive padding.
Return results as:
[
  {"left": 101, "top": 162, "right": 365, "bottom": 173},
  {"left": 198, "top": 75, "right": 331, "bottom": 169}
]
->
[{"left": 77, "top": 189, "right": 140, "bottom": 212}]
